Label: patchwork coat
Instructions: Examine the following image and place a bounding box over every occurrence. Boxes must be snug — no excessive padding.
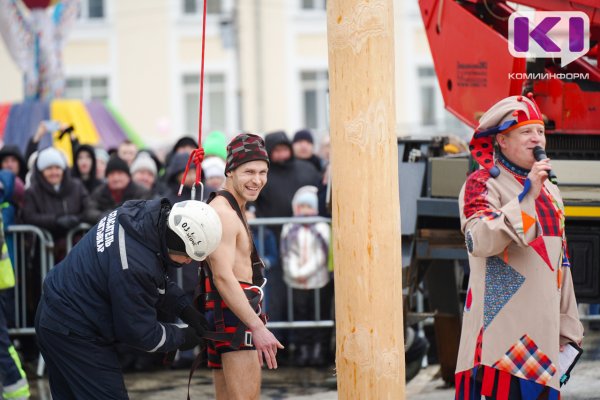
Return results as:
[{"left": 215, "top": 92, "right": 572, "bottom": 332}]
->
[{"left": 456, "top": 160, "right": 584, "bottom": 399}]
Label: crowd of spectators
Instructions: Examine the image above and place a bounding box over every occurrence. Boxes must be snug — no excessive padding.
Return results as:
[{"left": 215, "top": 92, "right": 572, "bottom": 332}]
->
[{"left": 1, "top": 124, "right": 333, "bottom": 369}]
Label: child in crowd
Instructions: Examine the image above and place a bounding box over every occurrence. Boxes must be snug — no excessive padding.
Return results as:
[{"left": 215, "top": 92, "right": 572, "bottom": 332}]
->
[{"left": 280, "top": 185, "right": 331, "bottom": 366}]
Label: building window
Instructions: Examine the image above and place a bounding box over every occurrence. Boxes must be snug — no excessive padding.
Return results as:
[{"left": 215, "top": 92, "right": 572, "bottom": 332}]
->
[
  {"left": 183, "top": 0, "right": 222, "bottom": 15},
  {"left": 301, "top": 70, "right": 329, "bottom": 131},
  {"left": 301, "top": 0, "right": 326, "bottom": 10},
  {"left": 417, "top": 66, "right": 469, "bottom": 135},
  {"left": 182, "top": 73, "right": 226, "bottom": 135},
  {"left": 418, "top": 67, "right": 436, "bottom": 127},
  {"left": 65, "top": 77, "right": 109, "bottom": 101},
  {"left": 79, "top": 0, "right": 105, "bottom": 19}
]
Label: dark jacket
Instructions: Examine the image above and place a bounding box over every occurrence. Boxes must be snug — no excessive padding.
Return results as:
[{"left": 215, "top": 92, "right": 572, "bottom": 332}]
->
[
  {"left": 302, "top": 154, "right": 325, "bottom": 174},
  {"left": 256, "top": 131, "right": 322, "bottom": 227},
  {"left": 37, "top": 199, "right": 189, "bottom": 352},
  {"left": 85, "top": 181, "right": 151, "bottom": 223},
  {"left": 72, "top": 144, "right": 103, "bottom": 194},
  {"left": 21, "top": 168, "right": 90, "bottom": 238},
  {"left": 251, "top": 226, "right": 279, "bottom": 270}
]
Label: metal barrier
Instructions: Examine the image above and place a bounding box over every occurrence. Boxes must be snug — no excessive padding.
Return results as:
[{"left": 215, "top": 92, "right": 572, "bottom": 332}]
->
[
  {"left": 66, "top": 223, "right": 92, "bottom": 253},
  {"left": 6, "top": 225, "right": 54, "bottom": 336},
  {"left": 250, "top": 216, "right": 335, "bottom": 329},
  {"left": 7, "top": 216, "right": 333, "bottom": 359}
]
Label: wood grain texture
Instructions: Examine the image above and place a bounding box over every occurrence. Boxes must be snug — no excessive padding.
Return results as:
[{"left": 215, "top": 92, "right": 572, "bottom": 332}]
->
[{"left": 327, "top": 0, "right": 405, "bottom": 398}]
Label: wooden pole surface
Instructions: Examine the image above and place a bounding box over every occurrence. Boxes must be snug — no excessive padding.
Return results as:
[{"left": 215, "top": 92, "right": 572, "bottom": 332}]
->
[{"left": 327, "top": 1, "right": 405, "bottom": 399}]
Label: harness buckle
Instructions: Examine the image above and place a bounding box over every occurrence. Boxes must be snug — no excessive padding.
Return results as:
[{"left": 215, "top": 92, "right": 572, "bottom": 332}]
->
[{"left": 244, "top": 331, "right": 253, "bottom": 347}]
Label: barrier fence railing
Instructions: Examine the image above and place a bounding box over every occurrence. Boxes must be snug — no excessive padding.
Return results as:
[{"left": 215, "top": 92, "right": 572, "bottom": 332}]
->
[
  {"left": 6, "top": 216, "right": 333, "bottom": 348},
  {"left": 66, "top": 223, "right": 92, "bottom": 253},
  {"left": 7, "top": 225, "right": 54, "bottom": 336},
  {"left": 249, "top": 216, "right": 335, "bottom": 329}
]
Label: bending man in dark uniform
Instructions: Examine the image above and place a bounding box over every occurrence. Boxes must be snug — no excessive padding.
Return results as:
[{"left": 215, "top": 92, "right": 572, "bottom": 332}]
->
[{"left": 35, "top": 198, "right": 222, "bottom": 399}]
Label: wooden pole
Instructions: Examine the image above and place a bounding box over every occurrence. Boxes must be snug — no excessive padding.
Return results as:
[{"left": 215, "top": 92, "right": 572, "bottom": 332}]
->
[{"left": 327, "top": 1, "right": 405, "bottom": 399}]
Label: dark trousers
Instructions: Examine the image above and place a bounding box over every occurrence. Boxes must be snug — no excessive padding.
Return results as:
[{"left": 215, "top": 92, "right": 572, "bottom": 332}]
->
[
  {"left": 35, "top": 301, "right": 129, "bottom": 400},
  {"left": 0, "top": 292, "right": 21, "bottom": 386},
  {"left": 291, "top": 284, "right": 332, "bottom": 347}
]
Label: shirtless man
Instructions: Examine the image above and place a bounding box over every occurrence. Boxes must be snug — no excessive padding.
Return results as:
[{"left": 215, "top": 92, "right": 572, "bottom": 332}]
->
[{"left": 205, "top": 133, "right": 283, "bottom": 399}]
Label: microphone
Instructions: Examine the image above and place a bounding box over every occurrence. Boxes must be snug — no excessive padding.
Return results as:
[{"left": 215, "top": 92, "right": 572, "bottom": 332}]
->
[{"left": 532, "top": 146, "right": 558, "bottom": 185}]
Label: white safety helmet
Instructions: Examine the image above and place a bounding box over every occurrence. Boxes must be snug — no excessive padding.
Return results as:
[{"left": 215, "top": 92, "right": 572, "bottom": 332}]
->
[{"left": 167, "top": 200, "right": 222, "bottom": 261}]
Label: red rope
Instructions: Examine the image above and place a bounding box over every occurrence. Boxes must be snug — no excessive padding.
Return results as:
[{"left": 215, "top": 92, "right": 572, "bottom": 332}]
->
[{"left": 179, "top": 0, "right": 208, "bottom": 197}]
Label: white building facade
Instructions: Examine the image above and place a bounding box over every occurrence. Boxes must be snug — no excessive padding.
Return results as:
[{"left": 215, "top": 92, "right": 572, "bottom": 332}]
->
[{"left": 0, "top": 0, "right": 467, "bottom": 149}]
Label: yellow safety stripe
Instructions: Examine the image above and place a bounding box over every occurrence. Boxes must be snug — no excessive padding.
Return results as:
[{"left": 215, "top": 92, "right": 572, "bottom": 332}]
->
[
  {"left": 564, "top": 206, "right": 600, "bottom": 218},
  {"left": 4, "top": 346, "right": 30, "bottom": 399}
]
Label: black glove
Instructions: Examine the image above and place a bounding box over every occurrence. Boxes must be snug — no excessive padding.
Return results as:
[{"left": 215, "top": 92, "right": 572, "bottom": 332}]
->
[
  {"left": 179, "top": 327, "right": 203, "bottom": 351},
  {"left": 56, "top": 215, "right": 80, "bottom": 230},
  {"left": 58, "top": 125, "right": 74, "bottom": 140},
  {"left": 180, "top": 305, "right": 208, "bottom": 338}
]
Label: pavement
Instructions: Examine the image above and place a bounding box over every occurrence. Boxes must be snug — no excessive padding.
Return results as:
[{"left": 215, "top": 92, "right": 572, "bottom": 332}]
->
[{"left": 27, "top": 327, "right": 600, "bottom": 399}]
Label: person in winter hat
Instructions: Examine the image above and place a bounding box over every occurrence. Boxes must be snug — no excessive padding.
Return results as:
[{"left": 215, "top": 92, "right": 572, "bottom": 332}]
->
[
  {"left": 202, "top": 133, "right": 282, "bottom": 399},
  {"left": 22, "top": 146, "right": 91, "bottom": 266},
  {"left": 23, "top": 147, "right": 89, "bottom": 235},
  {"left": 292, "top": 129, "right": 324, "bottom": 173},
  {"left": 455, "top": 94, "right": 583, "bottom": 399},
  {"left": 95, "top": 147, "right": 110, "bottom": 181},
  {"left": 202, "top": 156, "right": 226, "bottom": 191},
  {"left": 280, "top": 185, "right": 331, "bottom": 366},
  {"left": 84, "top": 157, "right": 151, "bottom": 223},
  {"left": 130, "top": 153, "right": 157, "bottom": 190}
]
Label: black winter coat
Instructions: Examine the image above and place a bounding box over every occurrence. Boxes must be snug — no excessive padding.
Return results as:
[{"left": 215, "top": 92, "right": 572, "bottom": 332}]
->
[
  {"left": 85, "top": 181, "right": 151, "bottom": 223},
  {"left": 38, "top": 198, "right": 189, "bottom": 352},
  {"left": 21, "top": 168, "right": 90, "bottom": 238}
]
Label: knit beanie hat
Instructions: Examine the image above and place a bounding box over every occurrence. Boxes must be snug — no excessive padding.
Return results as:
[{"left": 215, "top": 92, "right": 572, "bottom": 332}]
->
[
  {"left": 225, "top": 133, "right": 269, "bottom": 174},
  {"left": 202, "top": 157, "right": 226, "bottom": 179},
  {"left": 203, "top": 131, "right": 227, "bottom": 160},
  {"left": 36, "top": 147, "right": 67, "bottom": 171},
  {"left": 105, "top": 157, "right": 130, "bottom": 177},
  {"left": 470, "top": 93, "right": 544, "bottom": 178},
  {"left": 95, "top": 148, "right": 110, "bottom": 163},
  {"left": 166, "top": 226, "right": 187, "bottom": 254},
  {"left": 130, "top": 153, "right": 157, "bottom": 176},
  {"left": 293, "top": 129, "right": 314, "bottom": 144},
  {"left": 292, "top": 185, "right": 319, "bottom": 212}
]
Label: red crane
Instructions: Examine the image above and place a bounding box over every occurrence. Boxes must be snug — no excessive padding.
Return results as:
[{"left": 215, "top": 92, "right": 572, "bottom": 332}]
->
[{"left": 418, "top": 0, "right": 600, "bottom": 138}]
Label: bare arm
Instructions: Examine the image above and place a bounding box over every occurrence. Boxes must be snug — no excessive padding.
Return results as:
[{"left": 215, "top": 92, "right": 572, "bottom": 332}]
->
[
  {"left": 209, "top": 206, "right": 264, "bottom": 330},
  {"left": 208, "top": 202, "right": 284, "bottom": 368}
]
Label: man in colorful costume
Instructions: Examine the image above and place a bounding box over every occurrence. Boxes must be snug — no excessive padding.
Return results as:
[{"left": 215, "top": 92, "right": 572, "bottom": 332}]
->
[{"left": 456, "top": 94, "right": 584, "bottom": 399}]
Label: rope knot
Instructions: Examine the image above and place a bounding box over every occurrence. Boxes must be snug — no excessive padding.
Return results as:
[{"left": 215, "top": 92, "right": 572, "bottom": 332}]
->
[{"left": 178, "top": 148, "right": 205, "bottom": 197}]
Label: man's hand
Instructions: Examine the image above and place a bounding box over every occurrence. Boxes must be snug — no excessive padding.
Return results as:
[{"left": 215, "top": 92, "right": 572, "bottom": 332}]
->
[
  {"left": 179, "top": 327, "right": 204, "bottom": 351},
  {"left": 179, "top": 305, "right": 209, "bottom": 338},
  {"left": 251, "top": 325, "right": 284, "bottom": 369},
  {"left": 527, "top": 158, "right": 552, "bottom": 199}
]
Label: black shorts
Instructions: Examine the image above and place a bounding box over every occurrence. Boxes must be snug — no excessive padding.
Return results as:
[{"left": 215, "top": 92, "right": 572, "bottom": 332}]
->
[{"left": 205, "top": 308, "right": 255, "bottom": 369}]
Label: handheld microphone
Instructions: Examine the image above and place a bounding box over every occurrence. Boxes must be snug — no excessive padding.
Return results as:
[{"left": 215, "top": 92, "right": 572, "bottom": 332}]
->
[{"left": 532, "top": 146, "right": 558, "bottom": 185}]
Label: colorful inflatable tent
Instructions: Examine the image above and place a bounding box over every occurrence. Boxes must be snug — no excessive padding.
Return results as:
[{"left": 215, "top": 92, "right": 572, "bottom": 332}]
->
[{"left": 0, "top": 100, "right": 144, "bottom": 164}]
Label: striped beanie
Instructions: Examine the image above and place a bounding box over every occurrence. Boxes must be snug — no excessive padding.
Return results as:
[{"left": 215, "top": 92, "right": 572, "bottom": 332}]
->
[{"left": 225, "top": 133, "right": 269, "bottom": 174}]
